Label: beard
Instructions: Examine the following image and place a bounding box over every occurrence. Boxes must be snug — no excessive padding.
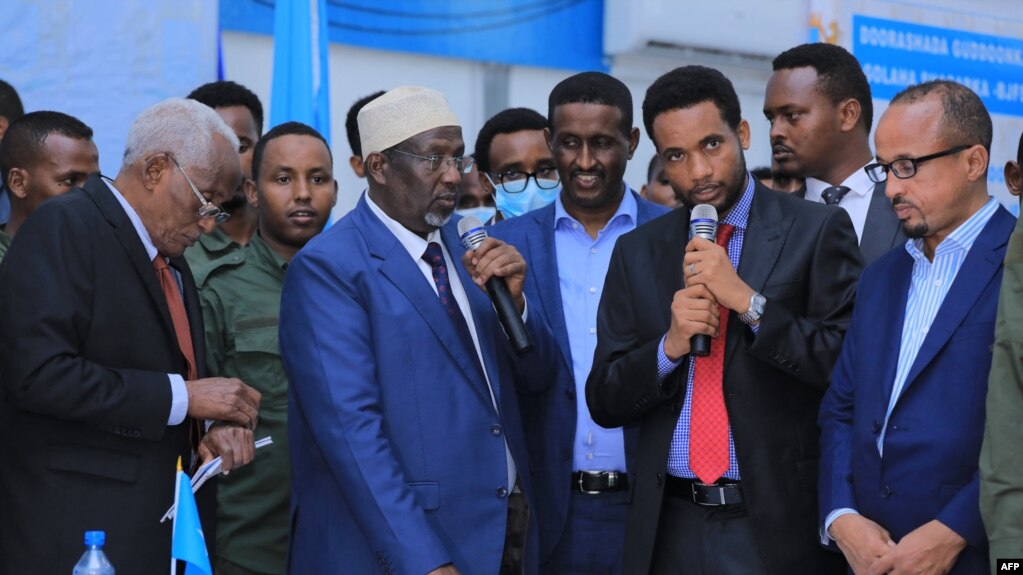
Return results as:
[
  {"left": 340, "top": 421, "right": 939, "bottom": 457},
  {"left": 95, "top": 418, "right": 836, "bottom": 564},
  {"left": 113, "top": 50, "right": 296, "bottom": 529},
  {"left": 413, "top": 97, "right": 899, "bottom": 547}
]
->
[
  {"left": 678, "top": 154, "right": 748, "bottom": 216},
  {"left": 424, "top": 210, "right": 452, "bottom": 228}
]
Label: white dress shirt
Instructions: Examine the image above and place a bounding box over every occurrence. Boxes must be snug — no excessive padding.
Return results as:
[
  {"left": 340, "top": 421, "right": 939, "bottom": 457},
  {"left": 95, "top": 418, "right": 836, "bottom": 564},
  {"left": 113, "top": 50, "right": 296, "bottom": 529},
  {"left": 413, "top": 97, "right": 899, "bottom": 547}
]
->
[{"left": 805, "top": 162, "right": 876, "bottom": 243}]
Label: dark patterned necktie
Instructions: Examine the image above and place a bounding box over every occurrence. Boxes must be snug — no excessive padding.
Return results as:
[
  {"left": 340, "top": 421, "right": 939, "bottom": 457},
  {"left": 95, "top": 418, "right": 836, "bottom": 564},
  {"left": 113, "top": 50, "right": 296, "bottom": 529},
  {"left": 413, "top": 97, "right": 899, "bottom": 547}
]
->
[
  {"left": 422, "top": 242, "right": 485, "bottom": 380},
  {"left": 822, "top": 185, "right": 851, "bottom": 206}
]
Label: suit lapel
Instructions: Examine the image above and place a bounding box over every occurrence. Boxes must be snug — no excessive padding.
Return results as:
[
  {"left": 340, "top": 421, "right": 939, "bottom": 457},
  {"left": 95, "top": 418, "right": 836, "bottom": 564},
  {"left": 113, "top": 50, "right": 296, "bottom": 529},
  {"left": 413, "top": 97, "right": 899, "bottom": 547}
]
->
[
  {"left": 729, "top": 185, "right": 793, "bottom": 362},
  {"left": 84, "top": 175, "right": 178, "bottom": 348},
  {"left": 899, "top": 208, "right": 1012, "bottom": 396},
  {"left": 356, "top": 200, "right": 495, "bottom": 409},
  {"left": 654, "top": 208, "right": 690, "bottom": 334},
  {"left": 860, "top": 181, "right": 904, "bottom": 262},
  {"left": 530, "top": 207, "right": 574, "bottom": 374},
  {"left": 879, "top": 251, "right": 913, "bottom": 402}
]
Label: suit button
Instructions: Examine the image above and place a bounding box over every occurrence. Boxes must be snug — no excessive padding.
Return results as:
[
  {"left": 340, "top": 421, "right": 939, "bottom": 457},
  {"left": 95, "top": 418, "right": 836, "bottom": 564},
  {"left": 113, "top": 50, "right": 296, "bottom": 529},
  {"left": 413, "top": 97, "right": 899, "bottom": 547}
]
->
[
  {"left": 491, "top": 424, "right": 503, "bottom": 436},
  {"left": 880, "top": 485, "right": 892, "bottom": 498},
  {"left": 872, "top": 420, "right": 882, "bottom": 434},
  {"left": 565, "top": 388, "right": 575, "bottom": 399},
  {"left": 496, "top": 487, "right": 508, "bottom": 499}
]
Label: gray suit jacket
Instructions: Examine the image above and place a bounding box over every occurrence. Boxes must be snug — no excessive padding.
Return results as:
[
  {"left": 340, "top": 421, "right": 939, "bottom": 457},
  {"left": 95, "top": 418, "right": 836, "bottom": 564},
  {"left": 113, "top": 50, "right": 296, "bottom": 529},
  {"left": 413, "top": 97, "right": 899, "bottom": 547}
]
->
[{"left": 797, "top": 180, "right": 905, "bottom": 266}]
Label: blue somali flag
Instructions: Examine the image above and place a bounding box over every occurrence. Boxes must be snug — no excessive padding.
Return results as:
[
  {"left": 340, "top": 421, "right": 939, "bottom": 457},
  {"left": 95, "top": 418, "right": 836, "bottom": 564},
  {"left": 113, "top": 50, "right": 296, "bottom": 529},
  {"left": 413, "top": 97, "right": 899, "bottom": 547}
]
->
[
  {"left": 270, "top": 0, "right": 332, "bottom": 142},
  {"left": 171, "top": 470, "right": 212, "bottom": 575}
]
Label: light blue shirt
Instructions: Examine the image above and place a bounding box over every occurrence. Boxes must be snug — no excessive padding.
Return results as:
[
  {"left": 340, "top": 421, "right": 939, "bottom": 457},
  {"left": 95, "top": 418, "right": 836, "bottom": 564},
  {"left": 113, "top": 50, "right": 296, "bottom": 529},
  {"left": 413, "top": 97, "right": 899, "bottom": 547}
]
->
[
  {"left": 657, "top": 174, "right": 756, "bottom": 480},
  {"left": 555, "top": 188, "right": 637, "bottom": 473},
  {"left": 102, "top": 177, "right": 189, "bottom": 427},
  {"left": 823, "top": 196, "right": 999, "bottom": 543}
]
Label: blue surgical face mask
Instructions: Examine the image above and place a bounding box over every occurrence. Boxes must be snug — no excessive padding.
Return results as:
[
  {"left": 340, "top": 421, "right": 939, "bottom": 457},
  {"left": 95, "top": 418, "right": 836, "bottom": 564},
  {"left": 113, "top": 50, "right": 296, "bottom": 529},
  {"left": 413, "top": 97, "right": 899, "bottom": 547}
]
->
[
  {"left": 455, "top": 206, "right": 497, "bottom": 224},
  {"left": 491, "top": 175, "right": 561, "bottom": 219}
]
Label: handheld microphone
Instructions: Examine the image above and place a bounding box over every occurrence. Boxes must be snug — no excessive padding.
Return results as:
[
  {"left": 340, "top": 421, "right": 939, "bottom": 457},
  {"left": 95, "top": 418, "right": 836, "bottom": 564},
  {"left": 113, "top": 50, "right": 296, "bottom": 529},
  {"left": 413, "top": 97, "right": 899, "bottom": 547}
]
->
[
  {"left": 457, "top": 216, "right": 534, "bottom": 355},
  {"left": 689, "top": 204, "right": 718, "bottom": 357}
]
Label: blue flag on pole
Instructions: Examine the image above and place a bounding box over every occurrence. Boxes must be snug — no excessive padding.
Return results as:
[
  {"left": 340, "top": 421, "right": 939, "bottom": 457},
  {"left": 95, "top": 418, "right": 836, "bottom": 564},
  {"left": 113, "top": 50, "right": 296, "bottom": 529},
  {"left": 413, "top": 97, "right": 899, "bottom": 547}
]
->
[
  {"left": 171, "top": 470, "right": 212, "bottom": 575},
  {"left": 270, "top": 0, "right": 332, "bottom": 143}
]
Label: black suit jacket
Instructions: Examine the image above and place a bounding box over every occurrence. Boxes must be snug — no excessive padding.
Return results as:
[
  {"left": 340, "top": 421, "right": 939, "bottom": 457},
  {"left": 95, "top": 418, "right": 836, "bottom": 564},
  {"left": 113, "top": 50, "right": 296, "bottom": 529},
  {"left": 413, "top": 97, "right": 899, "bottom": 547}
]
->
[
  {"left": 797, "top": 180, "right": 906, "bottom": 265},
  {"left": 586, "top": 181, "right": 862, "bottom": 574},
  {"left": 0, "top": 174, "right": 206, "bottom": 573}
]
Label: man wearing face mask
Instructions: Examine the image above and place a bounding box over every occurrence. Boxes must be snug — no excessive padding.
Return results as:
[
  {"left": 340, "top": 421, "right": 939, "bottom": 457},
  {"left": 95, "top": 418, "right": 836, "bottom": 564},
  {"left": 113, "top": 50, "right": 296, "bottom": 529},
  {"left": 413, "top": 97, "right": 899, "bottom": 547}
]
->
[
  {"left": 475, "top": 107, "right": 560, "bottom": 222},
  {"left": 491, "top": 72, "right": 669, "bottom": 574},
  {"left": 455, "top": 158, "right": 498, "bottom": 225}
]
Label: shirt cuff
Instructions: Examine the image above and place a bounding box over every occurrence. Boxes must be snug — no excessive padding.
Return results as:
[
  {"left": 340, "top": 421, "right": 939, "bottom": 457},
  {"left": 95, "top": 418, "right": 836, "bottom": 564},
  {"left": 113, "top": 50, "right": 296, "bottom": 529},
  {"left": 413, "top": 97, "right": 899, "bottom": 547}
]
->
[
  {"left": 657, "top": 333, "right": 684, "bottom": 382},
  {"left": 167, "top": 374, "right": 188, "bottom": 426},
  {"left": 821, "top": 508, "right": 859, "bottom": 545}
]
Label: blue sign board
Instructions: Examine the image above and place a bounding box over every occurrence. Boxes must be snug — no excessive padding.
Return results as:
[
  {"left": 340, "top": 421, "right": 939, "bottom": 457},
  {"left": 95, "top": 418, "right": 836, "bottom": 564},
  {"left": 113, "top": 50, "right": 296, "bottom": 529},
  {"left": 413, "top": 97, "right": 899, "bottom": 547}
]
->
[
  {"left": 221, "top": 0, "right": 606, "bottom": 72},
  {"left": 853, "top": 14, "right": 1023, "bottom": 117}
]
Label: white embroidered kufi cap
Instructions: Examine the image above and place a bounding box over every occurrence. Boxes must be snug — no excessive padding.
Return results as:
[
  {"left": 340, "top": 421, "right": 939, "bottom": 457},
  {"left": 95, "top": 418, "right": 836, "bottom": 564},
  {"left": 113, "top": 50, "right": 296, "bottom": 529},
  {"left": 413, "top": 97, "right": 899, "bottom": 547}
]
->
[{"left": 357, "top": 86, "right": 460, "bottom": 155}]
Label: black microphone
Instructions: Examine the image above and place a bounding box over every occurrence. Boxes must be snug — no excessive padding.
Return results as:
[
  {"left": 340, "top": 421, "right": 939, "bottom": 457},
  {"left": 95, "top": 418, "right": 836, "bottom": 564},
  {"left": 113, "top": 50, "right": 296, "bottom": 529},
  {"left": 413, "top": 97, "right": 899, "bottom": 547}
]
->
[
  {"left": 689, "top": 204, "right": 718, "bottom": 357},
  {"left": 457, "top": 215, "right": 534, "bottom": 355}
]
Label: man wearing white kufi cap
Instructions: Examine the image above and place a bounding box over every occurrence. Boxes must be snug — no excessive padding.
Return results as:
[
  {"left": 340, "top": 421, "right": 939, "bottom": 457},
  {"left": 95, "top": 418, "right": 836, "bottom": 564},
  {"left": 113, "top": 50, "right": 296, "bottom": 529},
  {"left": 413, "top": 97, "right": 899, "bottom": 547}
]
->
[{"left": 279, "top": 86, "right": 559, "bottom": 575}]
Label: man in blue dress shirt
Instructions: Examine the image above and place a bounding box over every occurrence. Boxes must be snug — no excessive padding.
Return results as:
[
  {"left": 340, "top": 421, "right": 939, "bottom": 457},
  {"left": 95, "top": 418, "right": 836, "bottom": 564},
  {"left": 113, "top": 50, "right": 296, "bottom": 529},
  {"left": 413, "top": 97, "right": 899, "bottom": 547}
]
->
[{"left": 492, "top": 72, "right": 669, "bottom": 574}]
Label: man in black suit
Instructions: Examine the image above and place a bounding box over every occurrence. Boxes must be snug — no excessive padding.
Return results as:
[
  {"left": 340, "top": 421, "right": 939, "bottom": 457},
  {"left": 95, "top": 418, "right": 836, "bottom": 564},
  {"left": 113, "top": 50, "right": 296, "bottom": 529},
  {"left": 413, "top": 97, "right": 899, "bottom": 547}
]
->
[
  {"left": 764, "top": 43, "right": 905, "bottom": 265},
  {"left": 0, "top": 98, "right": 261, "bottom": 573},
  {"left": 586, "top": 65, "right": 861, "bottom": 574}
]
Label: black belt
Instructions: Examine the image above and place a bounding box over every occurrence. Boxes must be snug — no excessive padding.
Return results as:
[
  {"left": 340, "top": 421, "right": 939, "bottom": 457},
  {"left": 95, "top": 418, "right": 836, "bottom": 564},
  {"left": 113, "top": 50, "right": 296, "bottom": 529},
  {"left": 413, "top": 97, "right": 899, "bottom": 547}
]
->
[
  {"left": 665, "top": 475, "right": 744, "bottom": 506},
  {"left": 571, "top": 471, "right": 628, "bottom": 494}
]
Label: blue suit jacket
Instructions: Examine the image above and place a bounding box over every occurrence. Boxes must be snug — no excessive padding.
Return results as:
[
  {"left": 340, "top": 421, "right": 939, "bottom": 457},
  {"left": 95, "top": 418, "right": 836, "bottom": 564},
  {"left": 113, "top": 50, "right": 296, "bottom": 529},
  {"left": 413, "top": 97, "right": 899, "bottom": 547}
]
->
[
  {"left": 819, "top": 205, "right": 1015, "bottom": 574},
  {"left": 490, "top": 190, "right": 669, "bottom": 560},
  {"left": 279, "top": 196, "right": 559, "bottom": 575}
]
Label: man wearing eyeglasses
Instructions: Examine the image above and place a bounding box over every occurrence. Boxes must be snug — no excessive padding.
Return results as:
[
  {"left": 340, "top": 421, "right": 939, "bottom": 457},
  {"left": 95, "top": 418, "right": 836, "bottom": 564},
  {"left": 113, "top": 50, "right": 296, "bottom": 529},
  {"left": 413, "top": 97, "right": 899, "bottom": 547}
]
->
[
  {"left": 0, "top": 98, "right": 262, "bottom": 573},
  {"left": 278, "top": 86, "right": 559, "bottom": 575},
  {"left": 474, "top": 107, "right": 560, "bottom": 222},
  {"left": 819, "top": 80, "right": 1014, "bottom": 575},
  {"left": 489, "top": 72, "right": 668, "bottom": 575}
]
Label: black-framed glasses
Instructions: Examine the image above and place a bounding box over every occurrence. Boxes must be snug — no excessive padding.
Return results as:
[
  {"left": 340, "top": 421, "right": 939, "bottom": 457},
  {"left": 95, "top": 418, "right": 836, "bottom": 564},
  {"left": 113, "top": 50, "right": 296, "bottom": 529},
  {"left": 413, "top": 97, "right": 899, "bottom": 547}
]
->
[
  {"left": 166, "top": 155, "right": 231, "bottom": 224},
  {"left": 488, "top": 167, "right": 561, "bottom": 193},
  {"left": 864, "top": 145, "right": 972, "bottom": 183},
  {"left": 390, "top": 149, "right": 474, "bottom": 174}
]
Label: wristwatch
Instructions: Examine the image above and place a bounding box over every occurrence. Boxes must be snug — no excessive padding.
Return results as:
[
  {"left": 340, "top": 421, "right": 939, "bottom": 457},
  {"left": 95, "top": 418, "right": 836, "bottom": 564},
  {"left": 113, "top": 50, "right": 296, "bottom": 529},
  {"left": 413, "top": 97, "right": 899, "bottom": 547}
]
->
[{"left": 739, "top": 292, "right": 766, "bottom": 325}]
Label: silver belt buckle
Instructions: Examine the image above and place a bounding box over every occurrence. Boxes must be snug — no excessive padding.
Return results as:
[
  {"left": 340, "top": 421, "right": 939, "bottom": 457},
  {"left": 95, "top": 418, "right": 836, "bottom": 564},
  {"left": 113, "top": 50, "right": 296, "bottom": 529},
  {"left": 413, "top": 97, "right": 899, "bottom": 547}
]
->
[
  {"left": 577, "top": 470, "right": 618, "bottom": 495},
  {"left": 691, "top": 481, "right": 726, "bottom": 506}
]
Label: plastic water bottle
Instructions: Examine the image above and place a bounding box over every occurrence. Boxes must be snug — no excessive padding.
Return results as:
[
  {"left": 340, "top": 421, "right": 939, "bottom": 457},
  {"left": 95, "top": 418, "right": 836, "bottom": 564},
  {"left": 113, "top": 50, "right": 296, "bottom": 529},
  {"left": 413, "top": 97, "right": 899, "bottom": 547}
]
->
[{"left": 72, "top": 530, "right": 115, "bottom": 575}]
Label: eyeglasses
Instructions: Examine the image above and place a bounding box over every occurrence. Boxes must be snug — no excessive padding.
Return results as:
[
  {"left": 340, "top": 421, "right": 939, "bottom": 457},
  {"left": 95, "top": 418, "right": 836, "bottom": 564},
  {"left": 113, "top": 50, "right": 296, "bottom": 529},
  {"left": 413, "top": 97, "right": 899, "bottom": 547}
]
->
[
  {"left": 390, "top": 149, "right": 475, "bottom": 174},
  {"left": 487, "top": 168, "right": 561, "bottom": 194},
  {"left": 864, "top": 145, "right": 972, "bottom": 183},
  {"left": 166, "top": 155, "right": 231, "bottom": 224}
]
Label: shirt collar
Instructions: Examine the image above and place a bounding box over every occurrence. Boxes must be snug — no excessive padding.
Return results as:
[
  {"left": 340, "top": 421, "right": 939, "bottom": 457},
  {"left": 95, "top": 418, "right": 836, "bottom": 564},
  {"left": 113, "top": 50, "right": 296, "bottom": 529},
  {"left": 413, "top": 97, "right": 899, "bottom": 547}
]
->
[
  {"left": 905, "top": 196, "right": 1000, "bottom": 261},
  {"left": 719, "top": 172, "right": 755, "bottom": 230},
  {"left": 553, "top": 185, "right": 637, "bottom": 232},
  {"left": 103, "top": 177, "right": 158, "bottom": 261},
  {"left": 805, "top": 161, "right": 875, "bottom": 201},
  {"left": 249, "top": 231, "right": 290, "bottom": 274},
  {"left": 365, "top": 191, "right": 441, "bottom": 262}
]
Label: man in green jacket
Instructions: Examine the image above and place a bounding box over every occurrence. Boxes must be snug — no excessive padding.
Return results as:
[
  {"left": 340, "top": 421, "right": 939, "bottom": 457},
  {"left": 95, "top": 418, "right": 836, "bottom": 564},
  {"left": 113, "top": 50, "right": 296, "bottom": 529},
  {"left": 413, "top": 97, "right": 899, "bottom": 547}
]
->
[
  {"left": 980, "top": 131, "right": 1023, "bottom": 569},
  {"left": 198, "top": 121, "right": 337, "bottom": 575}
]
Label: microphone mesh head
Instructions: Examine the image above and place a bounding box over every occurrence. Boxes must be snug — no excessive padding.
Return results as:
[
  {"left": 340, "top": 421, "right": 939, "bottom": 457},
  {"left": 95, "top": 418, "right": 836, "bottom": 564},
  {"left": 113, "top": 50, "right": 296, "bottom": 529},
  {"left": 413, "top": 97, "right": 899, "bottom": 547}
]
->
[
  {"left": 689, "top": 204, "right": 718, "bottom": 241},
  {"left": 457, "top": 215, "right": 488, "bottom": 250},
  {"left": 691, "top": 204, "right": 718, "bottom": 222}
]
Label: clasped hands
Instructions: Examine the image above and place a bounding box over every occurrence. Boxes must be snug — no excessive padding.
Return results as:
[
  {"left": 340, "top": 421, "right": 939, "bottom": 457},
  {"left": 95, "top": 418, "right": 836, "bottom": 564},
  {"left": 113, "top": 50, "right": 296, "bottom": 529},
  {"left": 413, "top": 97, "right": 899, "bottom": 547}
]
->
[
  {"left": 185, "top": 376, "right": 262, "bottom": 474},
  {"left": 663, "top": 236, "right": 755, "bottom": 361},
  {"left": 830, "top": 514, "right": 966, "bottom": 575}
]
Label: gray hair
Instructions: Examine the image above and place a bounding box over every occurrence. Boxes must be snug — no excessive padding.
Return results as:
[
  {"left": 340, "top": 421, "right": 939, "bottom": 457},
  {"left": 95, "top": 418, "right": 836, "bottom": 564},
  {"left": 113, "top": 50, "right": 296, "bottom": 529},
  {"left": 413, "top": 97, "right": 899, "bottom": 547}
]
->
[{"left": 121, "top": 98, "right": 239, "bottom": 173}]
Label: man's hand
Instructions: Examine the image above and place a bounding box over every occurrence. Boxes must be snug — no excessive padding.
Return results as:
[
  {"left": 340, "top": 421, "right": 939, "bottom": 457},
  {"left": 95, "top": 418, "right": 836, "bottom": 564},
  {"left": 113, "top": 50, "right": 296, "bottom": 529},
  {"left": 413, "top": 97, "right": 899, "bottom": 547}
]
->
[
  {"left": 683, "top": 236, "right": 754, "bottom": 313},
  {"left": 185, "top": 377, "right": 261, "bottom": 429},
  {"left": 663, "top": 284, "right": 720, "bottom": 361},
  {"left": 869, "top": 520, "right": 966, "bottom": 575},
  {"left": 830, "top": 513, "right": 896, "bottom": 575},
  {"left": 197, "top": 423, "right": 255, "bottom": 474},
  {"left": 461, "top": 237, "right": 527, "bottom": 314}
]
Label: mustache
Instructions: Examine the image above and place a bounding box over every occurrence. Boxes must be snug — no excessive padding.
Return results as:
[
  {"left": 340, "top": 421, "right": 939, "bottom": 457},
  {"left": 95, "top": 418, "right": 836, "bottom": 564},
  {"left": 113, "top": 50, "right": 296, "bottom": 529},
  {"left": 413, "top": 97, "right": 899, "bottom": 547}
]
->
[
  {"left": 771, "top": 142, "right": 793, "bottom": 154},
  {"left": 891, "top": 195, "right": 913, "bottom": 208},
  {"left": 570, "top": 169, "right": 604, "bottom": 178}
]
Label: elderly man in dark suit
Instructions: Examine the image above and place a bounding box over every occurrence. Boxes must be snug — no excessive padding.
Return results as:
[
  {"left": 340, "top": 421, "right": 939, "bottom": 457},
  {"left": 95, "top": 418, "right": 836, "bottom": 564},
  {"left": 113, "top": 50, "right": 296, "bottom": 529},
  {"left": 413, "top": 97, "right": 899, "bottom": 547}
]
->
[
  {"left": 586, "top": 65, "right": 860, "bottom": 574},
  {"left": 0, "top": 98, "right": 261, "bottom": 573}
]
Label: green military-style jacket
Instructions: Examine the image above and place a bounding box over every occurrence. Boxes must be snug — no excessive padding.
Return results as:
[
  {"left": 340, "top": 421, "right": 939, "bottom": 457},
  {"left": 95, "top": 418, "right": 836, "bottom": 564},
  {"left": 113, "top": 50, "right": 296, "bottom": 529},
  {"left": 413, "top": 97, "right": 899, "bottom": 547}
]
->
[
  {"left": 197, "top": 232, "right": 290, "bottom": 575},
  {"left": 980, "top": 210, "right": 1023, "bottom": 565},
  {"left": 186, "top": 227, "right": 242, "bottom": 272}
]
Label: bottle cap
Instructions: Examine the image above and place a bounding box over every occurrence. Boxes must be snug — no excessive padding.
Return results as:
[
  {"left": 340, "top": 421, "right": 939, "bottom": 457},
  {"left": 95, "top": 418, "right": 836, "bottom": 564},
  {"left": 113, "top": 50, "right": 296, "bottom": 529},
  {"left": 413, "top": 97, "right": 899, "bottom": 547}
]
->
[{"left": 84, "top": 531, "right": 105, "bottom": 546}]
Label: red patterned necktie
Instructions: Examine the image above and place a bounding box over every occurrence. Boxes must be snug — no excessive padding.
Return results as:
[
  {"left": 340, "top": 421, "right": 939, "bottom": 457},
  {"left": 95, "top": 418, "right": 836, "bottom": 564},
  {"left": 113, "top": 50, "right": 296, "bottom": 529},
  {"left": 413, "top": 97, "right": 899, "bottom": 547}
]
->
[
  {"left": 688, "top": 223, "right": 736, "bottom": 484},
  {"left": 153, "top": 256, "right": 203, "bottom": 466}
]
